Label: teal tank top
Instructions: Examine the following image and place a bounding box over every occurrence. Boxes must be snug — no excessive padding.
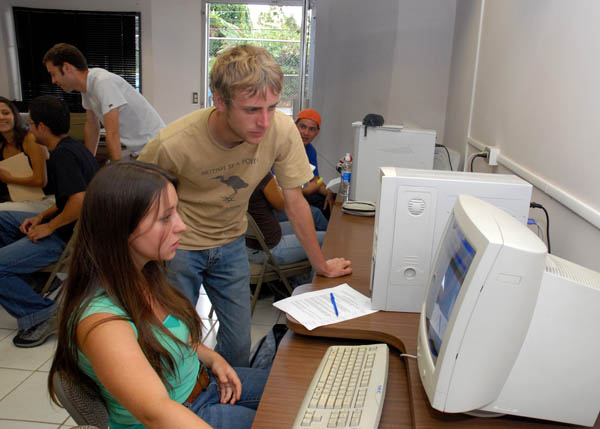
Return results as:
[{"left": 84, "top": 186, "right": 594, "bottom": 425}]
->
[{"left": 77, "top": 293, "right": 200, "bottom": 428}]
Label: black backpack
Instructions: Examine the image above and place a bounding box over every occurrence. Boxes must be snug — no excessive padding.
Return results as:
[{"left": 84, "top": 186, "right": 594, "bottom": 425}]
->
[
  {"left": 362, "top": 113, "right": 384, "bottom": 136},
  {"left": 249, "top": 323, "right": 288, "bottom": 369}
]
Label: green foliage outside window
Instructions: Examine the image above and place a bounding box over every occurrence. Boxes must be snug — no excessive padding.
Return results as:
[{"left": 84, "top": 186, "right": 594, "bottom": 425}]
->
[{"left": 208, "top": 4, "right": 302, "bottom": 105}]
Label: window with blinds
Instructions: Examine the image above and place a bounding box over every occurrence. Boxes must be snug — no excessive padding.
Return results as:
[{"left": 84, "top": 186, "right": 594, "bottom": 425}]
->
[{"left": 12, "top": 7, "right": 140, "bottom": 113}]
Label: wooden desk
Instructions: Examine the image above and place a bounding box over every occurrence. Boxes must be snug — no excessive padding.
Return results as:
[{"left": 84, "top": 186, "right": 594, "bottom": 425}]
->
[
  {"left": 253, "top": 332, "right": 412, "bottom": 428},
  {"left": 252, "top": 205, "right": 599, "bottom": 428}
]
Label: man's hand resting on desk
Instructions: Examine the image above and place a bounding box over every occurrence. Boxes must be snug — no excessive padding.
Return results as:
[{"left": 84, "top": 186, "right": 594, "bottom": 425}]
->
[{"left": 316, "top": 257, "right": 352, "bottom": 278}]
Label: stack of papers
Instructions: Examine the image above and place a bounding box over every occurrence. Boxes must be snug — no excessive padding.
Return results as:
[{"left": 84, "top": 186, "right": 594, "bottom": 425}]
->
[{"left": 273, "top": 283, "right": 378, "bottom": 331}]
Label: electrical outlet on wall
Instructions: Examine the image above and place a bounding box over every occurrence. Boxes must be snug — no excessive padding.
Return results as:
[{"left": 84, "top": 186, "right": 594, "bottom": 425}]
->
[
  {"left": 485, "top": 146, "right": 500, "bottom": 166},
  {"left": 192, "top": 92, "right": 199, "bottom": 104}
]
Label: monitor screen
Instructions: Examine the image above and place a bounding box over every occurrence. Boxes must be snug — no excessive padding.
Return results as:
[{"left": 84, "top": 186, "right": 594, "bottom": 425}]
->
[{"left": 425, "top": 216, "right": 476, "bottom": 364}]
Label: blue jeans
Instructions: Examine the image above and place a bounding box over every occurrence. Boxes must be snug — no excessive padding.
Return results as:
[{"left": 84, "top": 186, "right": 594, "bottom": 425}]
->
[
  {"left": 167, "top": 236, "right": 251, "bottom": 367},
  {"left": 276, "top": 205, "right": 329, "bottom": 232},
  {"left": 0, "top": 211, "right": 65, "bottom": 330},
  {"left": 184, "top": 367, "right": 268, "bottom": 429},
  {"left": 248, "top": 221, "right": 326, "bottom": 266}
]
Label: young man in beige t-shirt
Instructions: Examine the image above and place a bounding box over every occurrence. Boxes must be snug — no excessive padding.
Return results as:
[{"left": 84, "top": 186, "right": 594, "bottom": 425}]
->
[{"left": 139, "top": 45, "right": 351, "bottom": 367}]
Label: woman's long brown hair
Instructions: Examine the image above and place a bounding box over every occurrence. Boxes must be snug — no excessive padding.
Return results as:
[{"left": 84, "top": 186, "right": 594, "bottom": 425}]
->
[{"left": 48, "top": 161, "right": 202, "bottom": 404}]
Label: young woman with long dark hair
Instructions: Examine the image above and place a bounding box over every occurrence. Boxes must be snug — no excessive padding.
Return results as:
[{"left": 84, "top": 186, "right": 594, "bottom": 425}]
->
[
  {"left": 0, "top": 96, "right": 54, "bottom": 212},
  {"left": 48, "top": 161, "right": 267, "bottom": 428}
]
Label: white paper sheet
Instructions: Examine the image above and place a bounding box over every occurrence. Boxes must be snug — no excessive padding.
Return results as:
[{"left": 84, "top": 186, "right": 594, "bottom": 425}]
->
[{"left": 273, "top": 283, "right": 378, "bottom": 331}]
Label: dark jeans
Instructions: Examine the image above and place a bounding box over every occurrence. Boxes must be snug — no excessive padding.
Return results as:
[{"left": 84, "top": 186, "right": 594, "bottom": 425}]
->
[
  {"left": 166, "top": 236, "right": 252, "bottom": 367},
  {"left": 184, "top": 367, "right": 269, "bottom": 429},
  {"left": 0, "top": 211, "right": 64, "bottom": 330}
]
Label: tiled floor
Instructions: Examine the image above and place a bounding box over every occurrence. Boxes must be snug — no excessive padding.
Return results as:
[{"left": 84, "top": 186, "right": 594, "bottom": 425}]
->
[{"left": 0, "top": 289, "right": 284, "bottom": 428}]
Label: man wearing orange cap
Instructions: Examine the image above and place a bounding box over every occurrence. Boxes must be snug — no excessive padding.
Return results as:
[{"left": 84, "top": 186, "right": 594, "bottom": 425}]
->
[{"left": 295, "top": 109, "right": 334, "bottom": 218}]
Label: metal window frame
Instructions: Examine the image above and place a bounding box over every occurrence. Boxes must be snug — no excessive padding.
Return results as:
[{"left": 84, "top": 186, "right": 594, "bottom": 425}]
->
[{"left": 200, "top": 0, "right": 313, "bottom": 114}]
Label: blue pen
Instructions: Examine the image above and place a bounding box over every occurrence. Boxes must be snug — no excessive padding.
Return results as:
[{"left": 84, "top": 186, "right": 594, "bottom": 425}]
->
[{"left": 330, "top": 292, "right": 339, "bottom": 317}]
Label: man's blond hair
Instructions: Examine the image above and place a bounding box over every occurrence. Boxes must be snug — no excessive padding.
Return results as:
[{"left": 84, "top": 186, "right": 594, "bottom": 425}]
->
[{"left": 210, "top": 45, "right": 283, "bottom": 104}]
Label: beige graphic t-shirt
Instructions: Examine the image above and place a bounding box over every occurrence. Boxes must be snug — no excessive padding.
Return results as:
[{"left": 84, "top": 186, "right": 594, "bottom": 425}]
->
[{"left": 139, "top": 107, "right": 313, "bottom": 250}]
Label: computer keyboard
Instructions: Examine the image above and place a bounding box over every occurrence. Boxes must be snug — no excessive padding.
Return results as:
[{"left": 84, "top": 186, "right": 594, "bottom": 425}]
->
[{"left": 293, "top": 343, "right": 389, "bottom": 428}]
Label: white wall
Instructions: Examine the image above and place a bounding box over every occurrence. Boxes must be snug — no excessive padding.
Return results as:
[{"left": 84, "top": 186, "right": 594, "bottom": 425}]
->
[
  {"left": 444, "top": 0, "right": 600, "bottom": 272},
  {"left": 386, "top": 1, "right": 456, "bottom": 139},
  {"left": 147, "top": 0, "right": 202, "bottom": 124},
  {"left": 0, "top": 0, "right": 202, "bottom": 124},
  {"left": 442, "top": 0, "right": 481, "bottom": 169},
  {"left": 311, "top": 0, "right": 456, "bottom": 182}
]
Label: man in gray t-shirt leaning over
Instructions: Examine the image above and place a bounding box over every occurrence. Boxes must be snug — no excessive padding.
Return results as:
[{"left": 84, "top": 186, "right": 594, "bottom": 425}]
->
[{"left": 43, "top": 43, "right": 165, "bottom": 162}]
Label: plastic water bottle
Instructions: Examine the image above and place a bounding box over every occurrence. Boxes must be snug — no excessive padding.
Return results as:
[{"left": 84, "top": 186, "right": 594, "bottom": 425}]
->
[{"left": 340, "top": 153, "right": 352, "bottom": 201}]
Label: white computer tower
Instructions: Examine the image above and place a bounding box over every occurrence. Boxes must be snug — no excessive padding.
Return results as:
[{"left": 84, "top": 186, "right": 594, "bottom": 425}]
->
[
  {"left": 350, "top": 122, "right": 436, "bottom": 203},
  {"left": 370, "top": 167, "right": 533, "bottom": 312}
]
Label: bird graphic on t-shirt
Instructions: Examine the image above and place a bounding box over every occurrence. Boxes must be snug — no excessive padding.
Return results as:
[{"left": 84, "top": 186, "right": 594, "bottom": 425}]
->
[{"left": 214, "top": 175, "right": 249, "bottom": 201}]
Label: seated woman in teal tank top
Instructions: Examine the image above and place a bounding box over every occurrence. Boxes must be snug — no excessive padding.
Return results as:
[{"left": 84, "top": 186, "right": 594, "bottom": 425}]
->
[{"left": 47, "top": 161, "right": 268, "bottom": 428}]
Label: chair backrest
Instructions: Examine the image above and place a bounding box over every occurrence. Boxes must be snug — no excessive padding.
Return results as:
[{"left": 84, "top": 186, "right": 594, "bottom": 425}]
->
[
  {"left": 40, "top": 222, "right": 79, "bottom": 295},
  {"left": 245, "top": 212, "right": 278, "bottom": 261},
  {"left": 52, "top": 371, "right": 110, "bottom": 429}
]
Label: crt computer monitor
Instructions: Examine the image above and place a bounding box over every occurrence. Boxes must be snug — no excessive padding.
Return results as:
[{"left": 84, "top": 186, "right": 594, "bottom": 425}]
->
[{"left": 417, "top": 195, "right": 600, "bottom": 426}]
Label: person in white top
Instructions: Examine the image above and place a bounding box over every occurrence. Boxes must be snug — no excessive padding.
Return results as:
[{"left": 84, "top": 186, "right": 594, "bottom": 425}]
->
[{"left": 43, "top": 43, "right": 165, "bottom": 161}]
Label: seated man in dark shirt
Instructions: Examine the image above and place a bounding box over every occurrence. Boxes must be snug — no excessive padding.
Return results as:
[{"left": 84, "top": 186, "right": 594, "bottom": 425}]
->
[
  {"left": 247, "top": 172, "right": 327, "bottom": 267},
  {"left": 0, "top": 95, "right": 99, "bottom": 348}
]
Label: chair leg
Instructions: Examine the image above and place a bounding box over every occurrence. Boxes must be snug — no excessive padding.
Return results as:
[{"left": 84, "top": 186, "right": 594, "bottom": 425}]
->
[
  {"left": 40, "top": 270, "right": 60, "bottom": 296},
  {"left": 280, "top": 276, "right": 294, "bottom": 295},
  {"left": 271, "top": 263, "right": 294, "bottom": 296},
  {"left": 251, "top": 266, "right": 267, "bottom": 316},
  {"left": 251, "top": 278, "right": 263, "bottom": 316},
  {"left": 202, "top": 306, "right": 218, "bottom": 343},
  {"left": 40, "top": 250, "right": 70, "bottom": 296}
]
